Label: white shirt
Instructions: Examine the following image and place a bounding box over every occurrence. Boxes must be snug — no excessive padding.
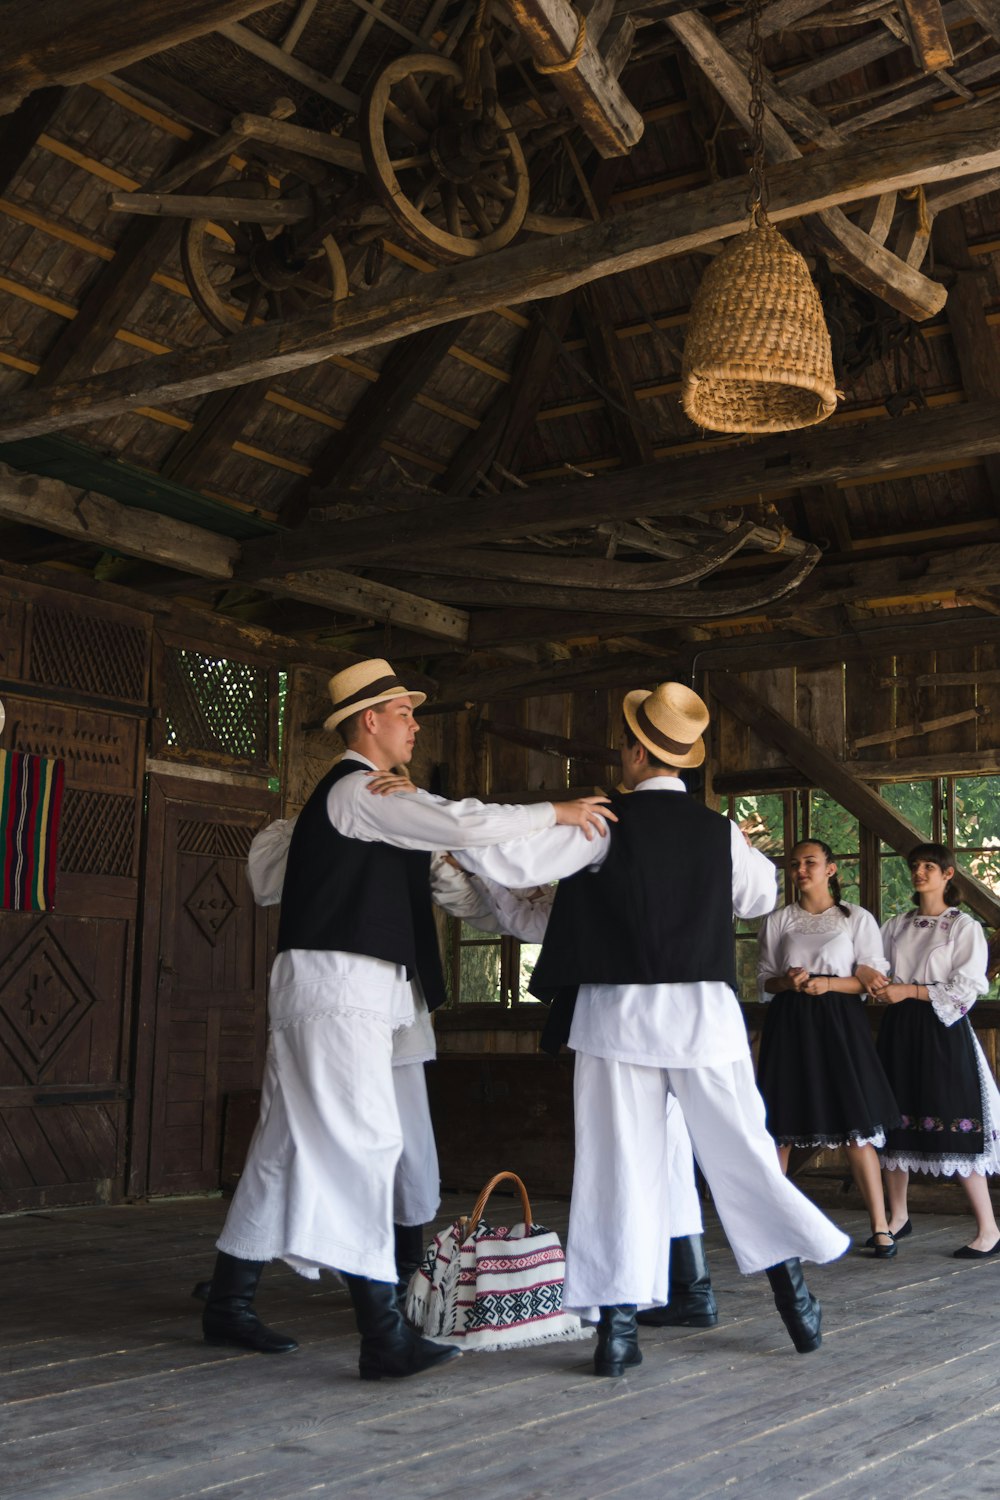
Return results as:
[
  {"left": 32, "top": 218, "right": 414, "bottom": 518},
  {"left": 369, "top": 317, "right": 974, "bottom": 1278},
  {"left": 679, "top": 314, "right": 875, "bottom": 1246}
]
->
[
  {"left": 457, "top": 778, "right": 778, "bottom": 1067},
  {"left": 263, "top": 752, "right": 558, "bottom": 1034},
  {"left": 757, "top": 903, "right": 887, "bottom": 1002},
  {"left": 882, "top": 909, "right": 989, "bottom": 1027}
]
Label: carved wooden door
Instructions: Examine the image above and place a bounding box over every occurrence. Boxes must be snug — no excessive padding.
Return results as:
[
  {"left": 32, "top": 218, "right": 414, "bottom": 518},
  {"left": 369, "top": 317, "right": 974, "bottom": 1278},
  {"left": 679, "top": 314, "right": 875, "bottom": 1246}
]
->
[
  {"left": 131, "top": 776, "right": 275, "bottom": 1197},
  {"left": 0, "top": 584, "right": 151, "bottom": 1212}
]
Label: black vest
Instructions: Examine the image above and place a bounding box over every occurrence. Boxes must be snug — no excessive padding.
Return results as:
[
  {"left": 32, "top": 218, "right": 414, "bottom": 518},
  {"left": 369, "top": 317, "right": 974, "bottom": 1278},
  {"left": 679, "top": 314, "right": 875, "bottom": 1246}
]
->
[
  {"left": 530, "top": 788, "right": 738, "bottom": 1050},
  {"left": 277, "top": 759, "right": 446, "bottom": 1010}
]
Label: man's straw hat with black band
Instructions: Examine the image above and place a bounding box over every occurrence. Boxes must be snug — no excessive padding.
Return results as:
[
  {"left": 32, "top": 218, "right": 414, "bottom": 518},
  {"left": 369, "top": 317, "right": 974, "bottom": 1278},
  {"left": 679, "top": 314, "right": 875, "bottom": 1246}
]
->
[
  {"left": 324, "top": 658, "right": 426, "bottom": 733},
  {"left": 622, "top": 681, "right": 709, "bottom": 769}
]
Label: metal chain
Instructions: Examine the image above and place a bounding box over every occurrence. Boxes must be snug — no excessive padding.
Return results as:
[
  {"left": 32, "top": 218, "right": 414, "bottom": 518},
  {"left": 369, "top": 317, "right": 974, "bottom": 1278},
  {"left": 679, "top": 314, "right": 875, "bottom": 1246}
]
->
[{"left": 745, "top": 0, "right": 769, "bottom": 225}]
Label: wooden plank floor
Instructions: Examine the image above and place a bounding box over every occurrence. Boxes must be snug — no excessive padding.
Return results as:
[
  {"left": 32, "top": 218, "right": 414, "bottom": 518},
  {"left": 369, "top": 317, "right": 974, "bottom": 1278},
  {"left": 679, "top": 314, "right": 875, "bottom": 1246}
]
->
[{"left": 4, "top": 1194, "right": 1000, "bottom": 1500}]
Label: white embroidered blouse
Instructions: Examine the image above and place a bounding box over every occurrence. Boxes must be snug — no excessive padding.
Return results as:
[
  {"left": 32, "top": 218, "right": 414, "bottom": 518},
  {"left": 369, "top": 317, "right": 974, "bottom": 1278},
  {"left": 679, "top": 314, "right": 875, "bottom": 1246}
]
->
[
  {"left": 757, "top": 902, "right": 887, "bottom": 1003},
  {"left": 880, "top": 910, "right": 989, "bottom": 1027}
]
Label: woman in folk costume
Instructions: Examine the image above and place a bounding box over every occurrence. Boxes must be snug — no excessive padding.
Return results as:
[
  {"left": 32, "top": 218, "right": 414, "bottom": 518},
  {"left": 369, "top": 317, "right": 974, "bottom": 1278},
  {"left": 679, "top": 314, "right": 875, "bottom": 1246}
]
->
[
  {"left": 861, "top": 844, "right": 1000, "bottom": 1257},
  {"left": 756, "top": 839, "right": 901, "bottom": 1258},
  {"left": 199, "top": 658, "right": 615, "bottom": 1381},
  {"left": 454, "top": 681, "right": 850, "bottom": 1376},
  {"left": 434, "top": 860, "right": 719, "bottom": 1330}
]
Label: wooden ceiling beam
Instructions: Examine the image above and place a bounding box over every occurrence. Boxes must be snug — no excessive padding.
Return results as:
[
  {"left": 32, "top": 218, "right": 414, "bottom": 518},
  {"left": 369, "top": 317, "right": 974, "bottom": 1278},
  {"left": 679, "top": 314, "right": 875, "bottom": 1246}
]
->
[
  {"left": 0, "top": 87, "right": 67, "bottom": 195},
  {"left": 7, "top": 96, "right": 1000, "bottom": 441},
  {"left": 161, "top": 379, "right": 273, "bottom": 485},
  {"left": 252, "top": 569, "right": 469, "bottom": 644},
  {"left": 263, "top": 398, "right": 1000, "bottom": 567},
  {"left": 710, "top": 672, "right": 1000, "bottom": 927},
  {"left": 578, "top": 284, "right": 655, "bottom": 465},
  {"left": 0, "top": 1, "right": 284, "bottom": 113},
  {"left": 0, "top": 462, "right": 239, "bottom": 578},
  {"left": 281, "top": 321, "right": 471, "bottom": 524},
  {"left": 933, "top": 206, "right": 1000, "bottom": 510}
]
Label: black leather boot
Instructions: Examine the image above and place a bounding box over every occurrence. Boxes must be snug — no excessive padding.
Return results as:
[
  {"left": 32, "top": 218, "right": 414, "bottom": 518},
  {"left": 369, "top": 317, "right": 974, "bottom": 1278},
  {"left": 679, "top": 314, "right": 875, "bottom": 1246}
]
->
[
  {"left": 343, "top": 1274, "right": 461, "bottom": 1380},
  {"left": 765, "top": 1259, "right": 822, "bottom": 1354},
  {"left": 637, "top": 1235, "right": 719, "bottom": 1329},
  {"left": 394, "top": 1222, "right": 426, "bottom": 1313},
  {"left": 594, "top": 1304, "right": 642, "bottom": 1377},
  {"left": 202, "top": 1252, "right": 299, "bottom": 1353}
]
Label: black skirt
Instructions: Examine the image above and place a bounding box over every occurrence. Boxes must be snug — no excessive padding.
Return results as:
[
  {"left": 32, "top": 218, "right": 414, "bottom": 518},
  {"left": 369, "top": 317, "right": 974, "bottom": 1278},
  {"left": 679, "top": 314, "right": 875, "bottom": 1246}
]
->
[
  {"left": 877, "top": 999, "right": 984, "bottom": 1164},
  {"left": 757, "top": 990, "right": 901, "bottom": 1147}
]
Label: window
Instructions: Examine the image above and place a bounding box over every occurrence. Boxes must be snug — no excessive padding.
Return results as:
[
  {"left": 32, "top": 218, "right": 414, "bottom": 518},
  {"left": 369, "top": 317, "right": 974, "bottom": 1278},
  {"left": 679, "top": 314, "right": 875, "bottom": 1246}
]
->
[
  {"left": 728, "top": 774, "right": 1000, "bottom": 1005},
  {"left": 446, "top": 922, "right": 542, "bottom": 1010}
]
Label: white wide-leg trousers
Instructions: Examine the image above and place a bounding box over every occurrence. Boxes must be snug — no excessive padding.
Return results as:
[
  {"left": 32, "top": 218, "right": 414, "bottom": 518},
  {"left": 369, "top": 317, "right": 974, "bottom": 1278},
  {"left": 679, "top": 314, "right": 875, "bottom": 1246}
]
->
[
  {"left": 564, "top": 1053, "right": 850, "bottom": 1311},
  {"left": 392, "top": 1059, "right": 441, "bottom": 1227},
  {"left": 216, "top": 1011, "right": 402, "bottom": 1282}
]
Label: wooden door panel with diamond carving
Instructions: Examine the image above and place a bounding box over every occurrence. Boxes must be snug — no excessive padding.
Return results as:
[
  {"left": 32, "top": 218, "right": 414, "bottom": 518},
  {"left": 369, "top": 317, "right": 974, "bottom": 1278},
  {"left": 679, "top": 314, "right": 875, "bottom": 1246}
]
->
[
  {"left": 132, "top": 776, "right": 275, "bottom": 1198},
  {"left": 0, "top": 911, "right": 132, "bottom": 1210}
]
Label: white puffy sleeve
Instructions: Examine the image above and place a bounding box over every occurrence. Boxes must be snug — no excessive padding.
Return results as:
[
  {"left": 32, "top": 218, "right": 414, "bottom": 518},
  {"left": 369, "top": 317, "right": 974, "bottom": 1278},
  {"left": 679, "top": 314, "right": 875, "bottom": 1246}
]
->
[
  {"left": 247, "top": 817, "right": 296, "bottom": 906},
  {"left": 930, "top": 917, "right": 990, "bottom": 1027},
  {"left": 731, "top": 822, "right": 778, "bottom": 919},
  {"left": 468, "top": 875, "right": 554, "bottom": 944},
  {"left": 756, "top": 910, "right": 785, "bottom": 1003},
  {"left": 849, "top": 907, "right": 889, "bottom": 992},
  {"left": 429, "top": 853, "right": 502, "bottom": 929}
]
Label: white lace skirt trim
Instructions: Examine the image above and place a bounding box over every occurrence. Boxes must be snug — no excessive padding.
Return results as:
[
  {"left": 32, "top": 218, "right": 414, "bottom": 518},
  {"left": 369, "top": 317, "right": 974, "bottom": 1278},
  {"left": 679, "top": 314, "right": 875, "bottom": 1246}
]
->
[
  {"left": 878, "top": 1151, "right": 999, "bottom": 1178},
  {"left": 882, "top": 1034, "right": 1000, "bottom": 1177},
  {"left": 778, "top": 1130, "right": 886, "bottom": 1150}
]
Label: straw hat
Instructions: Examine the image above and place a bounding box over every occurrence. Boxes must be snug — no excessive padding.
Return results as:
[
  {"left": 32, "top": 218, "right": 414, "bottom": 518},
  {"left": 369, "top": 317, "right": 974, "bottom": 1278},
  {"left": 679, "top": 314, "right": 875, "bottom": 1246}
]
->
[
  {"left": 323, "top": 658, "right": 426, "bottom": 733},
  {"left": 622, "top": 681, "right": 709, "bottom": 769}
]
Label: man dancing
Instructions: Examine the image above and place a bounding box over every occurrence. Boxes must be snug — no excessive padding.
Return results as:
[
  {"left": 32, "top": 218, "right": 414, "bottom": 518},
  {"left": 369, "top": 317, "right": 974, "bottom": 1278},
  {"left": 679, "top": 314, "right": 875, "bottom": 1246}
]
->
[{"left": 456, "top": 679, "right": 850, "bottom": 1375}]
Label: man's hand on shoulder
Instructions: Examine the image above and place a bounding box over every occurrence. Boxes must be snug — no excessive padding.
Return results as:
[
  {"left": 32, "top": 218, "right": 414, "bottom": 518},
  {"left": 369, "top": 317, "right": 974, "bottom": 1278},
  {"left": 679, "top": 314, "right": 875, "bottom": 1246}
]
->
[
  {"left": 553, "top": 795, "right": 617, "bottom": 841},
  {"left": 364, "top": 771, "right": 419, "bottom": 796}
]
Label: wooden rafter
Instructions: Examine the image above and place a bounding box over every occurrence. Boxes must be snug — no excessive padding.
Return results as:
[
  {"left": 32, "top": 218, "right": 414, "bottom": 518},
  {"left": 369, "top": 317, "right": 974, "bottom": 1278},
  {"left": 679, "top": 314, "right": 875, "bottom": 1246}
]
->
[
  {"left": 7, "top": 97, "right": 1000, "bottom": 441},
  {"left": 0, "top": 1, "right": 285, "bottom": 112},
  {"left": 263, "top": 399, "right": 1000, "bottom": 566}
]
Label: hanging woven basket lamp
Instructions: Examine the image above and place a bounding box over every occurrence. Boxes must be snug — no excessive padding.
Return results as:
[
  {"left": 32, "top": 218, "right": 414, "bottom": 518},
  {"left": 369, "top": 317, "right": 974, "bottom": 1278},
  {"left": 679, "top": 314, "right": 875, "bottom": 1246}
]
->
[{"left": 680, "top": 1, "right": 838, "bottom": 435}]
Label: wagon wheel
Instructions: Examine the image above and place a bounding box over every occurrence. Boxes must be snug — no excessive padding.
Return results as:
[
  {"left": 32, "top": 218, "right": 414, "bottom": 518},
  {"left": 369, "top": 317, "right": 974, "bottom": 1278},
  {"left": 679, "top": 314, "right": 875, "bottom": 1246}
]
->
[
  {"left": 362, "top": 52, "right": 529, "bottom": 262},
  {"left": 180, "top": 178, "right": 349, "bottom": 336}
]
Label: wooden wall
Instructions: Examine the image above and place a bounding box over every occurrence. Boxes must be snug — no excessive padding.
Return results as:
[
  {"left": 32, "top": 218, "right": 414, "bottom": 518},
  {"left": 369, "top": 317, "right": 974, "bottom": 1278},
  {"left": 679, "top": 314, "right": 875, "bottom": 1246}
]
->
[
  {"left": 710, "top": 653, "right": 1000, "bottom": 787},
  {"left": 0, "top": 575, "right": 279, "bottom": 1212}
]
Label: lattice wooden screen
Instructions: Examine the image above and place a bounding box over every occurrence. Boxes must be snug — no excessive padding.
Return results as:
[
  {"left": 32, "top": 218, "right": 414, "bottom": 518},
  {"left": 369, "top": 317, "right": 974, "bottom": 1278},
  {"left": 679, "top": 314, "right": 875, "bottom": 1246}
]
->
[
  {"left": 175, "top": 819, "right": 256, "bottom": 860},
  {"left": 60, "top": 790, "right": 137, "bottom": 878},
  {"left": 29, "top": 603, "right": 148, "bottom": 704},
  {"left": 160, "top": 646, "right": 272, "bottom": 770}
]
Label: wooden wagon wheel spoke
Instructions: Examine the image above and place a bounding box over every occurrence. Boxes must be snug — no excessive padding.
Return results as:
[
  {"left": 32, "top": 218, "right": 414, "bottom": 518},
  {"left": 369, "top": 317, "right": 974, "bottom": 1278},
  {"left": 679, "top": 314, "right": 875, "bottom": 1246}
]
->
[
  {"left": 389, "top": 153, "right": 433, "bottom": 172},
  {"left": 472, "top": 173, "right": 516, "bottom": 202},
  {"left": 401, "top": 73, "right": 438, "bottom": 133},
  {"left": 458, "top": 184, "right": 494, "bottom": 236},
  {"left": 362, "top": 52, "right": 529, "bottom": 262},
  {"left": 413, "top": 173, "right": 442, "bottom": 213},
  {"left": 385, "top": 101, "right": 429, "bottom": 146},
  {"left": 181, "top": 179, "right": 349, "bottom": 336},
  {"left": 441, "top": 182, "right": 463, "bottom": 239}
]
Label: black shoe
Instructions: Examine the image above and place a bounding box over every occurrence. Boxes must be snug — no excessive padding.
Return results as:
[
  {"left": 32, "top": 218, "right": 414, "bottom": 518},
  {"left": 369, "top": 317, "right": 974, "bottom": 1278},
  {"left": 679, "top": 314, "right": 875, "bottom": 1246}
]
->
[
  {"left": 765, "top": 1259, "right": 822, "bottom": 1354},
  {"left": 594, "top": 1305, "right": 642, "bottom": 1377},
  {"left": 869, "top": 1230, "right": 897, "bottom": 1260},
  {"left": 202, "top": 1252, "right": 299, "bottom": 1353},
  {"left": 892, "top": 1219, "right": 913, "bottom": 1240},
  {"left": 343, "top": 1274, "right": 461, "bottom": 1380},
  {"left": 637, "top": 1235, "right": 718, "bottom": 1328},
  {"left": 393, "top": 1222, "right": 426, "bottom": 1315},
  {"left": 953, "top": 1238, "right": 1000, "bottom": 1259},
  {"left": 191, "top": 1280, "right": 211, "bottom": 1301}
]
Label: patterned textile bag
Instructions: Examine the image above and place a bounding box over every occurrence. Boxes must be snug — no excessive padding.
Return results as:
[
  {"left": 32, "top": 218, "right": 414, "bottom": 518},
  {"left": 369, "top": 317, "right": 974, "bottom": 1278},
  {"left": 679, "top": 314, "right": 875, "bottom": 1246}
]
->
[{"left": 405, "top": 1171, "right": 593, "bottom": 1351}]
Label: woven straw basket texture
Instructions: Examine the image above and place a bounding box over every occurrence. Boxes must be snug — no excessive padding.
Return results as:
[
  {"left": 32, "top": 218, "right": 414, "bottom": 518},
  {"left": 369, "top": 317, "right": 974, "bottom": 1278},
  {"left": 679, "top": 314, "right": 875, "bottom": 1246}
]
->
[{"left": 681, "top": 220, "right": 838, "bottom": 434}]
